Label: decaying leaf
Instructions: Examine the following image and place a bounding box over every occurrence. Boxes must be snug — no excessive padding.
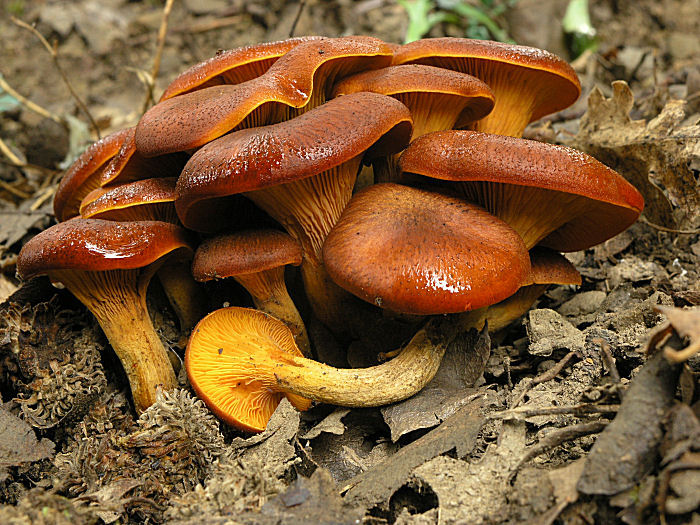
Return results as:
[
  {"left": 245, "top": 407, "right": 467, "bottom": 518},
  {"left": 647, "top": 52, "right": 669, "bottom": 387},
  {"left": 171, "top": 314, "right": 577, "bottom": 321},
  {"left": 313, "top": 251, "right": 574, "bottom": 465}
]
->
[
  {"left": 654, "top": 305, "right": 700, "bottom": 362},
  {"left": 574, "top": 80, "right": 700, "bottom": 229},
  {"left": 300, "top": 408, "right": 351, "bottom": 440},
  {"left": 0, "top": 407, "right": 55, "bottom": 481},
  {"left": 380, "top": 326, "right": 490, "bottom": 441}
]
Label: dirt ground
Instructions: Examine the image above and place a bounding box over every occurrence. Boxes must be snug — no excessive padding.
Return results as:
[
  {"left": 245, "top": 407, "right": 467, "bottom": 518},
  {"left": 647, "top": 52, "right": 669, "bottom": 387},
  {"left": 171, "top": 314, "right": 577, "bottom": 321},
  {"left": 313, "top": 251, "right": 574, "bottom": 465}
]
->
[{"left": 0, "top": 0, "right": 699, "bottom": 524}]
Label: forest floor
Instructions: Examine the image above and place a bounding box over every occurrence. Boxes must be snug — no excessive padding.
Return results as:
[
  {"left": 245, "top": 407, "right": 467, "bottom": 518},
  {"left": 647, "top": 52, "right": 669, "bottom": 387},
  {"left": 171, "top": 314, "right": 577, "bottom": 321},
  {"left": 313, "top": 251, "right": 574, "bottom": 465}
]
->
[{"left": 0, "top": 0, "right": 699, "bottom": 524}]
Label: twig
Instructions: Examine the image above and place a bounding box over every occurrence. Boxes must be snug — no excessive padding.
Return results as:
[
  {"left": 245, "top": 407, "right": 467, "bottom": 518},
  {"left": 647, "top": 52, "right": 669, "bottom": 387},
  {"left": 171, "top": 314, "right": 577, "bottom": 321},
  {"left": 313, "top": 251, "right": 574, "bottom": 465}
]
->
[
  {"left": 0, "top": 136, "right": 23, "bottom": 166},
  {"left": 142, "top": 0, "right": 175, "bottom": 113},
  {"left": 511, "top": 350, "right": 579, "bottom": 408},
  {"left": 289, "top": 0, "right": 307, "bottom": 38},
  {"left": 11, "top": 17, "right": 100, "bottom": 139},
  {"left": 0, "top": 74, "right": 61, "bottom": 124},
  {"left": 510, "top": 420, "right": 608, "bottom": 479},
  {"left": 489, "top": 403, "right": 619, "bottom": 420},
  {"left": 0, "top": 179, "right": 31, "bottom": 199},
  {"left": 30, "top": 186, "right": 56, "bottom": 211},
  {"left": 591, "top": 338, "right": 621, "bottom": 382},
  {"left": 640, "top": 216, "right": 700, "bottom": 235}
]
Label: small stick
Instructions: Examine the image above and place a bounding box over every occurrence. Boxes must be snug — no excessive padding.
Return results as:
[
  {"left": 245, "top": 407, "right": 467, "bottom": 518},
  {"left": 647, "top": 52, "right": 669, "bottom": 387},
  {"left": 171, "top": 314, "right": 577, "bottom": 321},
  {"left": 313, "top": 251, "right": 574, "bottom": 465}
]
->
[
  {"left": 0, "top": 179, "right": 31, "bottom": 199},
  {"left": 489, "top": 403, "right": 620, "bottom": 420},
  {"left": 11, "top": 17, "right": 100, "bottom": 139},
  {"left": 511, "top": 350, "right": 578, "bottom": 407},
  {"left": 289, "top": 0, "right": 307, "bottom": 38},
  {"left": 591, "top": 338, "right": 620, "bottom": 383},
  {"left": 0, "top": 136, "right": 24, "bottom": 166},
  {"left": 640, "top": 216, "right": 699, "bottom": 235},
  {"left": 0, "top": 74, "right": 61, "bottom": 124},
  {"left": 142, "top": 0, "right": 175, "bottom": 113}
]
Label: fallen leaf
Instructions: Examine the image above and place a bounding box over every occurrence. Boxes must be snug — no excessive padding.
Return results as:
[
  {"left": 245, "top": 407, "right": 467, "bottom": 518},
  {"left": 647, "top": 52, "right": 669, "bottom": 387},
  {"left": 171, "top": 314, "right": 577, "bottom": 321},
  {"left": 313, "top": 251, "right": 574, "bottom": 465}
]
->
[
  {"left": 0, "top": 408, "right": 55, "bottom": 481},
  {"left": 574, "top": 80, "right": 700, "bottom": 229},
  {"left": 380, "top": 326, "right": 490, "bottom": 442},
  {"left": 301, "top": 408, "right": 351, "bottom": 440},
  {"left": 655, "top": 305, "right": 700, "bottom": 362}
]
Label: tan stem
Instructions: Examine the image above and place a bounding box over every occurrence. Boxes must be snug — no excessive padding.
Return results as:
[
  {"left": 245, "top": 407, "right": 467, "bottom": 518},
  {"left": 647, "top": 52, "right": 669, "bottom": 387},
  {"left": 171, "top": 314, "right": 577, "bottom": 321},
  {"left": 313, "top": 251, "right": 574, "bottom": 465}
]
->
[
  {"left": 270, "top": 309, "right": 486, "bottom": 406},
  {"left": 157, "top": 261, "right": 206, "bottom": 334}
]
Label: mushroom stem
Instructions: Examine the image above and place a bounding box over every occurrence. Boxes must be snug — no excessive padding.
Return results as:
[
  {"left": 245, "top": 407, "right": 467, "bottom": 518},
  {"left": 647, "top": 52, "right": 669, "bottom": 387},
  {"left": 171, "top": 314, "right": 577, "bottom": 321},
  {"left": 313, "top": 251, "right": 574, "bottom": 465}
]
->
[
  {"left": 56, "top": 269, "right": 177, "bottom": 412},
  {"left": 234, "top": 268, "right": 312, "bottom": 357},
  {"left": 157, "top": 261, "right": 206, "bottom": 335}
]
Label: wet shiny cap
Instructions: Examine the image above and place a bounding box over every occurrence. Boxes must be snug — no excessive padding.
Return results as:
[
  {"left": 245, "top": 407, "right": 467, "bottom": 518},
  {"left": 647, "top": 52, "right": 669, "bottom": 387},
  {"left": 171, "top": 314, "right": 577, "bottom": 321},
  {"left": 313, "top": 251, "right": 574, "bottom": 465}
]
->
[
  {"left": 17, "top": 218, "right": 192, "bottom": 279},
  {"left": 192, "top": 230, "right": 302, "bottom": 281},
  {"left": 159, "top": 36, "right": 325, "bottom": 101},
  {"left": 186, "top": 306, "right": 312, "bottom": 432},
  {"left": 80, "top": 177, "right": 177, "bottom": 219},
  {"left": 322, "top": 183, "right": 530, "bottom": 315},
  {"left": 54, "top": 128, "right": 131, "bottom": 222},
  {"left": 175, "top": 91, "right": 412, "bottom": 229}
]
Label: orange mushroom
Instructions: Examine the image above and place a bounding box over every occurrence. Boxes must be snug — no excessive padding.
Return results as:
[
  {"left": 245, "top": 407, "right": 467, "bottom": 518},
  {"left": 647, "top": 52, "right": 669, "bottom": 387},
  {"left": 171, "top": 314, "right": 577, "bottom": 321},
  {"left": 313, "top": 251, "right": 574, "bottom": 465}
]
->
[{"left": 392, "top": 38, "right": 581, "bottom": 137}]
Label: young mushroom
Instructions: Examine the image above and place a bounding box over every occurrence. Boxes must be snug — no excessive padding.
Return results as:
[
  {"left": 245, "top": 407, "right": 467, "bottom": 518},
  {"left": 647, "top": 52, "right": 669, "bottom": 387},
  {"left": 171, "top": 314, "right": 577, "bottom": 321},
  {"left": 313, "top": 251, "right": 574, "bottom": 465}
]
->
[
  {"left": 16, "top": 219, "right": 192, "bottom": 412},
  {"left": 392, "top": 37, "right": 581, "bottom": 137},
  {"left": 399, "top": 130, "right": 645, "bottom": 251},
  {"left": 192, "top": 230, "right": 311, "bottom": 356}
]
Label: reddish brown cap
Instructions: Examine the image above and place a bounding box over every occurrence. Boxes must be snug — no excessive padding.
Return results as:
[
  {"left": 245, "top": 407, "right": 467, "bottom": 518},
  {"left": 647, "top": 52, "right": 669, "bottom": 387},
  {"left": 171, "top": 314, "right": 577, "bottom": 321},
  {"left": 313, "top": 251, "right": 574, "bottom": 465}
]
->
[
  {"left": 17, "top": 218, "right": 191, "bottom": 279},
  {"left": 54, "top": 128, "right": 131, "bottom": 222},
  {"left": 186, "top": 306, "right": 312, "bottom": 432},
  {"left": 392, "top": 38, "right": 580, "bottom": 136},
  {"left": 322, "top": 183, "right": 531, "bottom": 315},
  {"left": 135, "top": 36, "right": 394, "bottom": 157},
  {"left": 399, "top": 130, "right": 644, "bottom": 251},
  {"left": 192, "top": 230, "right": 302, "bottom": 281},
  {"left": 176, "top": 91, "right": 413, "bottom": 230},
  {"left": 80, "top": 177, "right": 178, "bottom": 223},
  {"left": 332, "top": 64, "right": 495, "bottom": 138},
  {"left": 525, "top": 247, "right": 581, "bottom": 286},
  {"left": 159, "top": 36, "right": 324, "bottom": 101}
]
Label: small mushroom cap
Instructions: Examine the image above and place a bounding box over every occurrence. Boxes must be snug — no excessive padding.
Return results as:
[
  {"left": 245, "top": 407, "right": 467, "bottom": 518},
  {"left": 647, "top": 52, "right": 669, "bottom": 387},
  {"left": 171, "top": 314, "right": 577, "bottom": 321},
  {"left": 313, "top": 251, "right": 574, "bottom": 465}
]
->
[
  {"left": 17, "top": 218, "right": 192, "bottom": 279},
  {"left": 159, "top": 36, "right": 324, "bottom": 101},
  {"left": 392, "top": 37, "right": 580, "bottom": 123},
  {"left": 192, "top": 230, "right": 302, "bottom": 281},
  {"left": 80, "top": 177, "right": 177, "bottom": 219},
  {"left": 525, "top": 247, "right": 581, "bottom": 287},
  {"left": 185, "top": 306, "right": 312, "bottom": 432},
  {"left": 175, "top": 92, "right": 413, "bottom": 229},
  {"left": 136, "top": 36, "right": 394, "bottom": 157},
  {"left": 399, "top": 130, "right": 644, "bottom": 251},
  {"left": 323, "top": 183, "right": 531, "bottom": 315},
  {"left": 54, "top": 128, "right": 131, "bottom": 222},
  {"left": 331, "top": 64, "right": 495, "bottom": 130}
]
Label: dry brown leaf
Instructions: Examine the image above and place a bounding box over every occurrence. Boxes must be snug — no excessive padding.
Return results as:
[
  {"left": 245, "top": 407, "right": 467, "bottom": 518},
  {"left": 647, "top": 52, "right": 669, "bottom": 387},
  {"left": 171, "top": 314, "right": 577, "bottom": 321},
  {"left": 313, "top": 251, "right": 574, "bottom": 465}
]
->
[
  {"left": 655, "top": 305, "right": 700, "bottom": 362},
  {"left": 574, "top": 80, "right": 700, "bottom": 229}
]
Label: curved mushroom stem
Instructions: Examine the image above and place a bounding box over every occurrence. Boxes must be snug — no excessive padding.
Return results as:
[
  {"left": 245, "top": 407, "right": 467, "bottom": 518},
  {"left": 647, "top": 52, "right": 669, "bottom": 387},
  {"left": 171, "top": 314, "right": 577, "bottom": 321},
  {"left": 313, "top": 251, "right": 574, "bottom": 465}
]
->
[
  {"left": 55, "top": 269, "right": 177, "bottom": 412},
  {"left": 157, "top": 260, "right": 207, "bottom": 336}
]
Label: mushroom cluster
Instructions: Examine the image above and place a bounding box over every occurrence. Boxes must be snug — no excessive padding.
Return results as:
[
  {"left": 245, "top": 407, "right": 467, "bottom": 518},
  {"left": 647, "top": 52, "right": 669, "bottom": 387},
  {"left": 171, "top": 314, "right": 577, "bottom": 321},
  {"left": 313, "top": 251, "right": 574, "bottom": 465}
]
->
[{"left": 17, "top": 36, "right": 644, "bottom": 431}]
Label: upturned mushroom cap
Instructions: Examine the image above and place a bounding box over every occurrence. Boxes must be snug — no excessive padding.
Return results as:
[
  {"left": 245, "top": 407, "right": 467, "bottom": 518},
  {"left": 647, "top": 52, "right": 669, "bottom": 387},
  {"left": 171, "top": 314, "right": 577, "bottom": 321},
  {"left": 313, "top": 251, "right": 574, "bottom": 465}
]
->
[
  {"left": 192, "top": 230, "right": 302, "bottom": 281},
  {"left": 80, "top": 177, "right": 178, "bottom": 222},
  {"left": 399, "top": 130, "right": 644, "bottom": 251},
  {"left": 53, "top": 128, "right": 131, "bottom": 222},
  {"left": 186, "top": 307, "right": 312, "bottom": 432},
  {"left": 323, "top": 183, "right": 531, "bottom": 315},
  {"left": 392, "top": 38, "right": 581, "bottom": 136},
  {"left": 332, "top": 64, "right": 494, "bottom": 139},
  {"left": 525, "top": 247, "right": 582, "bottom": 287},
  {"left": 135, "top": 36, "right": 394, "bottom": 157},
  {"left": 159, "top": 36, "right": 324, "bottom": 101},
  {"left": 176, "top": 91, "right": 413, "bottom": 251}
]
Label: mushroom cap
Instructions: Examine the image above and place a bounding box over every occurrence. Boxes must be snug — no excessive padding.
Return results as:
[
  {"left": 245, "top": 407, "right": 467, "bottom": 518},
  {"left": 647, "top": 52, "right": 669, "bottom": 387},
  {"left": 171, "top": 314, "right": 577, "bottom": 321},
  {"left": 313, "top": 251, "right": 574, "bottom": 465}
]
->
[
  {"left": 135, "top": 36, "right": 394, "bottom": 157},
  {"left": 322, "top": 183, "right": 531, "bottom": 315},
  {"left": 175, "top": 91, "right": 413, "bottom": 229},
  {"left": 80, "top": 177, "right": 177, "bottom": 220},
  {"left": 192, "top": 230, "right": 302, "bottom": 281},
  {"left": 54, "top": 128, "right": 131, "bottom": 222},
  {"left": 399, "top": 130, "right": 644, "bottom": 251},
  {"left": 392, "top": 38, "right": 580, "bottom": 135},
  {"left": 16, "top": 218, "right": 192, "bottom": 279},
  {"left": 525, "top": 247, "right": 582, "bottom": 287},
  {"left": 185, "top": 306, "right": 312, "bottom": 432},
  {"left": 331, "top": 64, "right": 495, "bottom": 131},
  {"left": 159, "top": 36, "right": 324, "bottom": 101}
]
